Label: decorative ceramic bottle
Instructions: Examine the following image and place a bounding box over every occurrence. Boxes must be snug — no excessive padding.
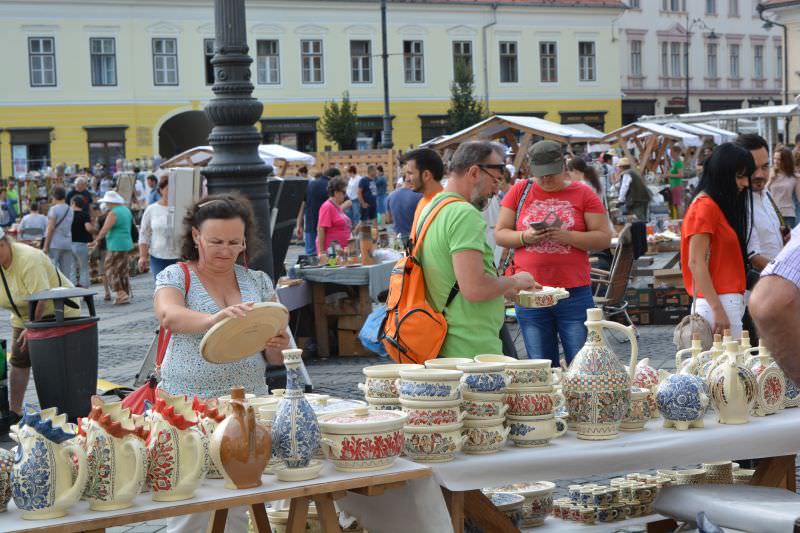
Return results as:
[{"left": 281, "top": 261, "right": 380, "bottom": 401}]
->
[
  {"left": 272, "top": 349, "right": 322, "bottom": 480},
  {"left": 675, "top": 335, "right": 704, "bottom": 375},
  {"left": 656, "top": 373, "right": 709, "bottom": 430},
  {"left": 12, "top": 404, "right": 88, "bottom": 520},
  {"left": 744, "top": 342, "right": 786, "bottom": 416},
  {"left": 210, "top": 387, "right": 271, "bottom": 489},
  {"left": 629, "top": 358, "right": 659, "bottom": 419},
  {"left": 192, "top": 397, "right": 227, "bottom": 479},
  {"left": 708, "top": 341, "right": 757, "bottom": 425},
  {"left": 83, "top": 397, "right": 146, "bottom": 511},
  {"left": 562, "top": 308, "right": 638, "bottom": 440}
]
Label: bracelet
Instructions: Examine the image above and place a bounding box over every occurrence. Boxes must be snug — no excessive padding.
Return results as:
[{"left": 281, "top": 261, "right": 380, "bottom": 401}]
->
[{"left": 519, "top": 232, "right": 526, "bottom": 247}]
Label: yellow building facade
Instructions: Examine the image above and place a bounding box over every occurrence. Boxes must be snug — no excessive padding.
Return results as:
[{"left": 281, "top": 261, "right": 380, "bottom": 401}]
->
[{"left": 0, "top": 0, "right": 625, "bottom": 176}]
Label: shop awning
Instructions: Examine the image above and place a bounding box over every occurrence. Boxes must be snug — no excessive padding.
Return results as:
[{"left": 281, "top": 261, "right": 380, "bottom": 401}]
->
[
  {"left": 640, "top": 103, "right": 799, "bottom": 123},
  {"left": 161, "top": 144, "right": 315, "bottom": 170},
  {"left": 603, "top": 122, "right": 702, "bottom": 147}
]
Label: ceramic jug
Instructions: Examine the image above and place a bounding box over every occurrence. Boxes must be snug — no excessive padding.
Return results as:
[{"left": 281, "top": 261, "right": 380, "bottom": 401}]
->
[
  {"left": 192, "top": 397, "right": 227, "bottom": 480},
  {"left": 562, "top": 308, "right": 638, "bottom": 440},
  {"left": 656, "top": 373, "right": 709, "bottom": 430},
  {"left": 210, "top": 387, "right": 271, "bottom": 489},
  {"left": 675, "top": 336, "right": 704, "bottom": 375},
  {"left": 698, "top": 334, "right": 724, "bottom": 379},
  {"left": 708, "top": 341, "right": 757, "bottom": 425},
  {"left": 744, "top": 342, "right": 786, "bottom": 416},
  {"left": 83, "top": 397, "right": 146, "bottom": 511},
  {"left": 12, "top": 405, "right": 88, "bottom": 520},
  {"left": 147, "top": 390, "right": 206, "bottom": 502},
  {"left": 628, "top": 358, "right": 659, "bottom": 419},
  {"left": 272, "top": 349, "right": 321, "bottom": 474}
]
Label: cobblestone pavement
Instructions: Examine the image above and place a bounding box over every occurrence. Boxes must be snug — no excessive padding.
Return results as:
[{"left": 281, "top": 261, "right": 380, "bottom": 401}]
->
[{"left": 1, "top": 269, "right": 793, "bottom": 531}]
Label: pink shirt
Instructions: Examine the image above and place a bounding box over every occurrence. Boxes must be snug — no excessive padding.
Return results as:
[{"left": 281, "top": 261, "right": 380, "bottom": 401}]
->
[{"left": 317, "top": 199, "right": 352, "bottom": 253}]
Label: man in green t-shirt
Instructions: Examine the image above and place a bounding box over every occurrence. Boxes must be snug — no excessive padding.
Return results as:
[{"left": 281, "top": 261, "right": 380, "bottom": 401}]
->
[{"left": 416, "top": 141, "right": 537, "bottom": 357}]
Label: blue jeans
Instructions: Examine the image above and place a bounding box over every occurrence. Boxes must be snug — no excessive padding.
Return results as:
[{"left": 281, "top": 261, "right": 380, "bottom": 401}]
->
[
  {"left": 304, "top": 230, "right": 317, "bottom": 256},
  {"left": 71, "top": 242, "right": 90, "bottom": 287},
  {"left": 515, "top": 285, "right": 596, "bottom": 367},
  {"left": 48, "top": 248, "right": 73, "bottom": 284},
  {"left": 346, "top": 201, "right": 361, "bottom": 225},
  {"left": 150, "top": 256, "right": 179, "bottom": 280}
]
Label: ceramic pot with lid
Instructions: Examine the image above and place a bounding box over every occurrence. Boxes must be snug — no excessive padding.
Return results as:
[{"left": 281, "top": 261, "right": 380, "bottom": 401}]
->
[
  {"left": 318, "top": 407, "right": 407, "bottom": 472},
  {"left": 397, "top": 368, "right": 463, "bottom": 401},
  {"left": 402, "top": 422, "right": 465, "bottom": 462},
  {"left": 461, "top": 418, "right": 509, "bottom": 454}
]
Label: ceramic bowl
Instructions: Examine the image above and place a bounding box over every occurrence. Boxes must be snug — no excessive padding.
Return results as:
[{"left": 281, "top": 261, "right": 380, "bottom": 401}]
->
[
  {"left": 461, "top": 391, "right": 508, "bottom": 420},
  {"left": 425, "top": 358, "right": 473, "bottom": 370},
  {"left": 399, "top": 398, "right": 464, "bottom": 426},
  {"left": 318, "top": 407, "right": 407, "bottom": 472},
  {"left": 516, "top": 286, "right": 569, "bottom": 308},
  {"left": 474, "top": 354, "right": 517, "bottom": 365},
  {"left": 461, "top": 418, "right": 509, "bottom": 454},
  {"left": 504, "top": 387, "right": 563, "bottom": 417},
  {"left": 397, "top": 368, "right": 463, "bottom": 401},
  {"left": 491, "top": 481, "right": 555, "bottom": 527},
  {"left": 504, "top": 359, "right": 552, "bottom": 388},
  {"left": 487, "top": 492, "right": 524, "bottom": 527},
  {"left": 506, "top": 414, "right": 567, "bottom": 447},
  {"left": 366, "top": 397, "right": 402, "bottom": 411},
  {"left": 675, "top": 468, "right": 706, "bottom": 485},
  {"left": 361, "top": 363, "right": 424, "bottom": 399},
  {"left": 402, "top": 422, "right": 465, "bottom": 462},
  {"left": 457, "top": 362, "right": 510, "bottom": 393}
]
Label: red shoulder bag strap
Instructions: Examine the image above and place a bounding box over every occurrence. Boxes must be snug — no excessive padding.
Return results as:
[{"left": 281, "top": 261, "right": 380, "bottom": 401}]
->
[{"left": 155, "top": 262, "right": 191, "bottom": 368}]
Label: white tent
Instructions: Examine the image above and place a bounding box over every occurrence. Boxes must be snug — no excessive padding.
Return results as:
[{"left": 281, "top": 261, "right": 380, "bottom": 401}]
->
[{"left": 160, "top": 144, "right": 315, "bottom": 172}]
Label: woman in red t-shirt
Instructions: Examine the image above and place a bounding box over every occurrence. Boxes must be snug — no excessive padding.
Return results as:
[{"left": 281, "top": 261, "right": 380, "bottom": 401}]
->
[
  {"left": 495, "top": 140, "right": 612, "bottom": 366},
  {"left": 316, "top": 176, "right": 353, "bottom": 256},
  {"left": 681, "top": 142, "right": 753, "bottom": 337}
]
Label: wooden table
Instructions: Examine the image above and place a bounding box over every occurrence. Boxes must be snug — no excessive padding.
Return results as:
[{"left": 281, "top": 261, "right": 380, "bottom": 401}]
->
[
  {"left": 431, "top": 408, "right": 800, "bottom": 533},
  {"left": 0, "top": 459, "right": 431, "bottom": 533}
]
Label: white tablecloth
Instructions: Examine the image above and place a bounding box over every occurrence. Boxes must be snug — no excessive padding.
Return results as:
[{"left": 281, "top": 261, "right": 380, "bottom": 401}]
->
[{"left": 431, "top": 408, "right": 800, "bottom": 492}]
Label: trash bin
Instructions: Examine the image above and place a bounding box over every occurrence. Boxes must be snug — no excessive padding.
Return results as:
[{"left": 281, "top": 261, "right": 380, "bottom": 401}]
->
[{"left": 25, "top": 287, "right": 98, "bottom": 421}]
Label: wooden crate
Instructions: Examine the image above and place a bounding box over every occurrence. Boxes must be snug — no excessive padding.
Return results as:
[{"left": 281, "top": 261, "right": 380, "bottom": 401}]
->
[{"left": 338, "top": 329, "right": 371, "bottom": 356}]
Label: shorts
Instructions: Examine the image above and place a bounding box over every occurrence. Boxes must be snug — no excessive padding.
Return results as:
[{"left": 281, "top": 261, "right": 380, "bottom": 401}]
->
[{"left": 9, "top": 327, "right": 30, "bottom": 369}]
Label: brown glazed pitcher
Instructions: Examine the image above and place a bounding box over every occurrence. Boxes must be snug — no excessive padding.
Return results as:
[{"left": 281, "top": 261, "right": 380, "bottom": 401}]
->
[{"left": 210, "top": 388, "right": 271, "bottom": 489}]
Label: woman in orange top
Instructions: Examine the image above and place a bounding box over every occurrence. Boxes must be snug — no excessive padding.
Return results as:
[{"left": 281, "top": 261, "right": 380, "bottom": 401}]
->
[{"left": 681, "top": 143, "right": 753, "bottom": 337}]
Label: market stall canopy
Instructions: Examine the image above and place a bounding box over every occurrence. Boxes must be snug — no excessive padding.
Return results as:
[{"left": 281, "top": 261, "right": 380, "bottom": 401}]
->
[
  {"left": 639, "top": 103, "right": 799, "bottom": 124},
  {"left": 603, "top": 122, "right": 702, "bottom": 147},
  {"left": 679, "top": 123, "right": 737, "bottom": 144},
  {"left": 160, "top": 144, "right": 315, "bottom": 170},
  {"left": 420, "top": 114, "right": 604, "bottom": 151}
]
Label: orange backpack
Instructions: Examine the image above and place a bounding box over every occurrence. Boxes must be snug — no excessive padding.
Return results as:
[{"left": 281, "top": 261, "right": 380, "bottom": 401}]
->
[{"left": 380, "top": 195, "right": 463, "bottom": 364}]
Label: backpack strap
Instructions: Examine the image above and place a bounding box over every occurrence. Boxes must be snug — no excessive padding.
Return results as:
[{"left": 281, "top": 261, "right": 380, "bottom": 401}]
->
[
  {"left": 155, "top": 261, "right": 191, "bottom": 368},
  {"left": 500, "top": 179, "right": 534, "bottom": 274},
  {"left": 411, "top": 196, "right": 464, "bottom": 257}
]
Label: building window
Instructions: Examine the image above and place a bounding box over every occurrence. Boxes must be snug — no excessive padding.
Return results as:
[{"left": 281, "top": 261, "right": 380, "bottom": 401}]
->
[
  {"left": 499, "top": 41, "right": 518, "bottom": 83},
  {"left": 661, "top": 42, "right": 669, "bottom": 77},
  {"left": 630, "top": 40, "right": 642, "bottom": 76},
  {"left": 403, "top": 40, "right": 424, "bottom": 83},
  {"left": 729, "top": 0, "right": 738, "bottom": 16},
  {"left": 729, "top": 43, "right": 740, "bottom": 78},
  {"left": 539, "top": 41, "right": 558, "bottom": 83},
  {"left": 152, "top": 38, "right": 178, "bottom": 86},
  {"left": 301, "top": 39, "right": 323, "bottom": 84},
  {"left": 204, "top": 38, "right": 215, "bottom": 85},
  {"left": 349, "top": 40, "right": 372, "bottom": 84},
  {"left": 706, "top": 0, "right": 716, "bottom": 14},
  {"left": 670, "top": 42, "right": 683, "bottom": 77},
  {"left": 85, "top": 126, "right": 127, "bottom": 170},
  {"left": 90, "top": 37, "right": 116, "bottom": 87},
  {"left": 10, "top": 128, "right": 52, "bottom": 174},
  {"left": 256, "top": 40, "right": 280, "bottom": 85},
  {"left": 28, "top": 37, "right": 56, "bottom": 87},
  {"left": 777, "top": 45, "right": 783, "bottom": 80},
  {"left": 578, "top": 41, "right": 596, "bottom": 82},
  {"left": 707, "top": 43, "right": 718, "bottom": 77},
  {"left": 662, "top": 0, "right": 686, "bottom": 12},
  {"left": 754, "top": 44, "right": 764, "bottom": 79},
  {"left": 629, "top": 0, "right": 640, "bottom": 7},
  {"left": 452, "top": 41, "right": 473, "bottom": 77}
]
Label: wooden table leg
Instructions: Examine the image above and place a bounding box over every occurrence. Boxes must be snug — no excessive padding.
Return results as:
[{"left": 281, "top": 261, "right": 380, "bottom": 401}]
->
[
  {"left": 311, "top": 282, "right": 330, "bottom": 358},
  {"left": 751, "top": 455, "right": 796, "bottom": 489},
  {"left": 463, "top": 489, "right": 519, "bottom": 533},
  {"left": 441, "top": 487, "right": 465, "bottom": 533},
  {"left": 249, "top": 502, "right": 272, "bottom": 533},
  {"left": 207, "top": 508, "right": 229, "bottom": 533},
  {"left": 357, "top": 284, "right": 372, "bottom": 317},
  {"left": 287, "top": 496, "right": 311, "bottom": 533},
  {"left": 312, "top": 493, "right": 343, "bottom": 533}
]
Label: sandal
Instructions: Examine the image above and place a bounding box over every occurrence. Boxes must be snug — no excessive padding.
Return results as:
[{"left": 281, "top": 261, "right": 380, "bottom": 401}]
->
[{"left": 113, "top": 295, "right": 130, "bottom": 305}]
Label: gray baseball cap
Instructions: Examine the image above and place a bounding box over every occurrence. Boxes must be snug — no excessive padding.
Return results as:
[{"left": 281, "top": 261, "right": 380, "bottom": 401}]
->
[{"left": 528, "top": 140, "right": 565, "bottom": 176}]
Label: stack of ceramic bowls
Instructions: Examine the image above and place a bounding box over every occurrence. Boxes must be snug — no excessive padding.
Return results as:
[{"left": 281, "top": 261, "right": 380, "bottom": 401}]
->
[
  {"left": 359, "top": 363, "right": 423, "bottom": 411},
  {"left": 674, "top": 468, "right": 707, "bottom": 485},
  {"left": 491, "top": 481, "right": 555, "bottom": 528},
  {"left": 456, "top": 362, "right": 512, "bottom": 455},
  {"left": 503, "top": 359, "right": 567, "bottom": 448},
  {"left": 398, "top": 367, "right": 465, "bottom": 462},
  {"left": 733, "top": 468, "right": 755, "bottom": 484},
  {"left": 486, "top": 492, "right": 525, "bottom": 528},
  {"left": 702, "top": 461, "right": 734, "bottom": 484}
]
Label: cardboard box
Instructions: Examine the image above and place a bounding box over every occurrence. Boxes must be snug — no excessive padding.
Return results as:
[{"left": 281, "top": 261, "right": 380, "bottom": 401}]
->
[
  {"left": 653, "top": 306, "right": 690, "bottom": 325},
  {"left": 337, "top": 329, "right": 372, "bottom": 356},
  {"left": 628, "top": 307, "right": 652, "bottom": 326},
  {"left": 654, "top": 288, "right": 691, "bottom": 307},
  {"left": 625, "top": 288, "right": 654, "bottom": 308},
  {"left": 337, "top": 315, "right": 365, "bottom": 331},
  {"left": 654, "top": 269, "right": 685, "bottom": 289}
]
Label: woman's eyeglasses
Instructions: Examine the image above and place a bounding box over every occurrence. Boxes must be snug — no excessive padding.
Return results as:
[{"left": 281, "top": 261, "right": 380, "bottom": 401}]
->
[{"left": 199, "top": 236, "right": 246, "bottom": 252}]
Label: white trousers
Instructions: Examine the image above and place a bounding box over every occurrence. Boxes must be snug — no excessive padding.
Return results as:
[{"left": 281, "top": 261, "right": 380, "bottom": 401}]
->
[
  {"left": 166, "top": 505, "right": 249, "bottom": 533},
  {"left": 693, "top": 293, "right": 745, "bottom": 339}
]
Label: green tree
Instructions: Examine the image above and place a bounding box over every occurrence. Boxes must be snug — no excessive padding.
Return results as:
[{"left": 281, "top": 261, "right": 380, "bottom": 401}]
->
[
  {"left": 447, "top": 62, "right": 486, "bottom": 133},
  {"left": 319, "top": 91, "right": 359, "bottom": 150}
]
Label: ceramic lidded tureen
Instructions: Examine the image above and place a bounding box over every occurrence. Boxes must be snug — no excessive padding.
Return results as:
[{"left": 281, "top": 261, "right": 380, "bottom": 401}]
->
[{"left": 318, "top": 407, "right": 407, "bottom": 472}]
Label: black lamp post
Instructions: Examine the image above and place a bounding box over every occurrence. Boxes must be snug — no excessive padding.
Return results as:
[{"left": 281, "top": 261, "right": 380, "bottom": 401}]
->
[
  {"left": 684, "top": 15, "right": 716, "bottom": 114},
  {"left": 380, "top": 0, "right": 393, "bottom": 149},
  {"left": 203, "top": 0, "right": 274, "bottom": 278}
]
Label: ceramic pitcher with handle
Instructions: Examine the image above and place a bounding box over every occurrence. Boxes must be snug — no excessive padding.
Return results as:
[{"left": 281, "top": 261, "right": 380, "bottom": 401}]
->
[
  {"left": 562, "top": 308, "right": 638, "bottom": 440},
  {"left": 83, "top": 398, "right": 146, "bottom": 510},
  {"left": 12, "top": 405, "right": 87, "bottom": 520},
  {"left": 675, "top": 336, "right": 704, "bottom": 375},
  {"left": 708, "top": 341, "right": 757, "bottom": 425},
  {"left": 744, "top": 342, "right": 786, "bottom": 416},
  {"left": 147, "top": 390, "right": 206, "bottom": 502}
]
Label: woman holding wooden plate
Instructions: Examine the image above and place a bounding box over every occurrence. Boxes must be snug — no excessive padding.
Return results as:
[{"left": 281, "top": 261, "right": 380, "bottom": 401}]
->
[{"left": 153, "top": 194, "right": 291, "bottom": 401}]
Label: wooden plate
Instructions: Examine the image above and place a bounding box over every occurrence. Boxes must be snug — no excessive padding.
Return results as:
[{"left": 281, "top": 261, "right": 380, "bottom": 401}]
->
[{"left": 200, "top": 302, "right": 290, "bottom": 364}]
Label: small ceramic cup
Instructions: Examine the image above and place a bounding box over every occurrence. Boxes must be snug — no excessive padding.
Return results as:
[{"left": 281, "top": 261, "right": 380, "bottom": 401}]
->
[
  {"left": 626, "top": 499, "right": 643, "bottom": 517},
  {"left": 568, "top": 484, "right": 583, "bottom": 503},
  {"left": 626, "top": 473, "right": 643, "bottom": 481},
  {"left": 591, "top": 488, "right": 611, "bottom": 508},
  {"left": 578, "top": 487, "right": 594, "bottom": 506},
  {"left": 607, "top": 486, "right": 620, "bottom": 504},
  {"left": 595, "top": 506, "right": 619, "bottom": 523},
  {"left": 633, "top": 484, "right": 655, "bottom": 503},
  {"left": 575, "top": 506, "right": 596, "bottom": 524},
  {"left": 504, "top": 359, "right": 552, "bottom": 388},
  {"left": 609, "top": 477, "right": 627, "bottom": 487}
]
